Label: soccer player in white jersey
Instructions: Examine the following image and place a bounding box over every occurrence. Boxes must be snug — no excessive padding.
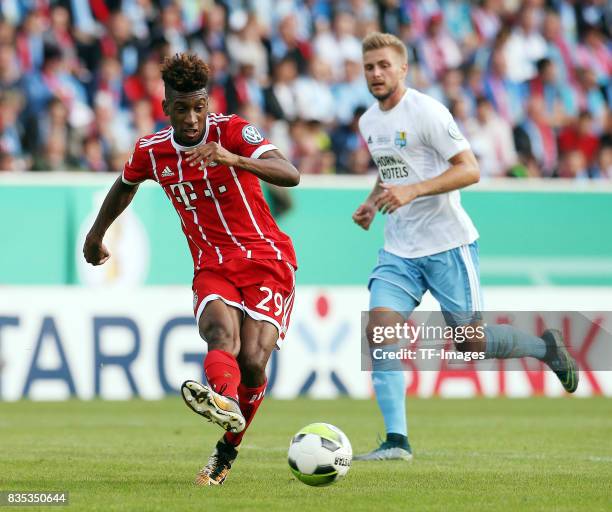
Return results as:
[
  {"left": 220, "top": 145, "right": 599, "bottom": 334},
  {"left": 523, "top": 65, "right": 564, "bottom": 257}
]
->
[{"left": 352, "top": 33, "right": 579, "bottom": 461}]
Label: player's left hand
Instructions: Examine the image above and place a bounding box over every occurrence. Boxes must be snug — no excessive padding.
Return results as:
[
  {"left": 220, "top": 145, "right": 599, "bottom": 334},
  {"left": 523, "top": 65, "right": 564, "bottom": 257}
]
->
[
  {"left": 374, "top": 183, "right": 420, "bottom": 214},
  {"left": 83, "top": 233, "right": 110, "bottom": 266},
  {"left": 185, "top": 142, "right": 239, "bottom": 168}
]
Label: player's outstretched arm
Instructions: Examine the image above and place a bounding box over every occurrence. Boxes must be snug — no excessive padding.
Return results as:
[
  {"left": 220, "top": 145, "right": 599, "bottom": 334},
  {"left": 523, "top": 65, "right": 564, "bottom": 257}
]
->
[
  {"left": 185, "top": 143, "right": 300, "bottom": 187},
  {"left": 83, "top": 176, "right": 140, "bottom": 266}
]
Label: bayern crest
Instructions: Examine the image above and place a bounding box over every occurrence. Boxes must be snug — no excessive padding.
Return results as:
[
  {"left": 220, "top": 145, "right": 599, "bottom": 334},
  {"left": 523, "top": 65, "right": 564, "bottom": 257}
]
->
[{"left": 242, "top": 124, "right": 264, "bottom": 144}]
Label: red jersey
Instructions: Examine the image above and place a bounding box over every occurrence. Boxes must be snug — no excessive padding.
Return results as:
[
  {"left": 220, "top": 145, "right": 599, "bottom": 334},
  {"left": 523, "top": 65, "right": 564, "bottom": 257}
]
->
[{"left": 122, "top": 113, "right": 297, "bottom": 271}]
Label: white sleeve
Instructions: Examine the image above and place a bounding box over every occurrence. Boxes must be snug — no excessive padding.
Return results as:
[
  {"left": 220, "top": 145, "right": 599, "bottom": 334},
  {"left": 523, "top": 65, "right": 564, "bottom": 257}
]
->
[{"left": 419, "top": 96, "right": 470, "bottom": 161}]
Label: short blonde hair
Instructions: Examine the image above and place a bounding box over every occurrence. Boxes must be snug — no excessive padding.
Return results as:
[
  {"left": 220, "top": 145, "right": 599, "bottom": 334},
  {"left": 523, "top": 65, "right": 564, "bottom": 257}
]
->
[{"left": 362, "top": 32, "right": 408, "bottom": 63}]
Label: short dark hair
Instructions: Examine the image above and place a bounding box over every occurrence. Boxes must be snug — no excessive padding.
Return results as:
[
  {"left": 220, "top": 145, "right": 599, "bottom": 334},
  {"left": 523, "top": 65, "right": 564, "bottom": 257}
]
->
[
  {"left": 536, "top": 58, "right": 552, "bottom": 73},
  {"left": 475, "top": 96, "right": 490, "bottom": 107},
  {"left": 161, "top": 53, "right": 210, "bottom": 93}
]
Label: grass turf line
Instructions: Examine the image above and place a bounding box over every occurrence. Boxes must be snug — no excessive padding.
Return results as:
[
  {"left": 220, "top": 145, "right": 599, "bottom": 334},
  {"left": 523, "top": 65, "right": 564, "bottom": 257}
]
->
[{"left": 0, "top": 397, "right": 610, "bottom": 511}]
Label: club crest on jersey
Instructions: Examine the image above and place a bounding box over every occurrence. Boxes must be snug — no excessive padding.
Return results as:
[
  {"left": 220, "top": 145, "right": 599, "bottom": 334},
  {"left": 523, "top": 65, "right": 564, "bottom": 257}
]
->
[
  {"left": 242, "top": 125, "right": 264, "bottom": 145},
  {"left": 394, "top": 131, "right": 407, "bottom": 148}
]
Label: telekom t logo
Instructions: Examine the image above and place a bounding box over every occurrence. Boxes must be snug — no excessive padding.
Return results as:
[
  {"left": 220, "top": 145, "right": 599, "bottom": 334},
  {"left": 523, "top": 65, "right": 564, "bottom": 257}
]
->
[{"left": 170, "top": 181, "right": 197, "bottom": 210}]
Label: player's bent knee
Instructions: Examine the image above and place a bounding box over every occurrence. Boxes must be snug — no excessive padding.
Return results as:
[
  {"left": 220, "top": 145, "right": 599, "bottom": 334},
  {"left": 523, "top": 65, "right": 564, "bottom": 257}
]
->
[
  {"left": 454, "top": 340, "right": 472, "bottom": 352},
  {"left": 365, "top": 309, "right": 404, "bottom": 346},
  {"left": 365, "top": 322, "right": 378, "bottom": 346},
  {"left": 365, "top": 321, "right": 398, "bottom": 347},
  {"left": 199, "top": 322, "right": 239, "bottom": 354},
  {"left": 453, "top": 324, "right": 485, "bottom": 353},
  {"left": 237, "top": 349, "right": 268, "bottom": 385}
]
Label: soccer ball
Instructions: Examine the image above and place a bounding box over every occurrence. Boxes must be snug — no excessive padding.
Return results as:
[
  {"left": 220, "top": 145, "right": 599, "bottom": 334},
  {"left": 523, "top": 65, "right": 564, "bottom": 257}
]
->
[{"left": 287, "top": 423, "right": 352, "bottom": 486}]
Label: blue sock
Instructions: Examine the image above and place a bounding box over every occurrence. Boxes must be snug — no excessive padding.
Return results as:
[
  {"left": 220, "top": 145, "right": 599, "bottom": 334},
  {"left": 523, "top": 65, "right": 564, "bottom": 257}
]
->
[
  {"left": 484, "top": 325, "right": 546, "bottom": 360},
  {"left": 370, "top": 344, "right": 407, "bottom": 437}
]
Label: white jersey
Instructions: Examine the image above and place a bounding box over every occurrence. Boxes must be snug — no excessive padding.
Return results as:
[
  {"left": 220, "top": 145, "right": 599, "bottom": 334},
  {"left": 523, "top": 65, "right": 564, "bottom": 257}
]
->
[{"left": 359, "top": 88, "right": 479, "bottom": 258}]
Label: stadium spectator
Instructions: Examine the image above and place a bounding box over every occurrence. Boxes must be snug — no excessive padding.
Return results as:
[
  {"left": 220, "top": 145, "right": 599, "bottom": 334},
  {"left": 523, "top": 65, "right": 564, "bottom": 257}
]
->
[
  {"left": 267, "top": 57, "right": 300, "bottom": 121},
  {"left": 313, "top": 11, "right": 361, "bottom": 81},
  {"left": 90, "top": 90, "right": 132, "bottom": 156},
  {"left": 464, "top": 64, "right": 485, "bottom": 111},
  {"left": 331, "top": 106, "right": 368, "bottom": 174},
  {"left": 0, "top": 0, "right": 608, "bottom": 179},
  {"left": 31, "top": 131, "right": 78, "bottom": 172},
  {"left": 442, "top": 0, "right": 477, "bottom": 54},
  {"left": 519, "top": 96, "right": 558, "bottom": 176},
  {"left": 230, "top": 60, "right": 265, "bottom": 113},
  {"left": 226, "top": 14, "right": 268, "bottom": 82},
  {"left": 81, "top": 135, "right": 107, "bottom": 173},
  {"left": 542, "top": 9, "right": 576, "bottom": 83},
  {"left": 271, "top": 13, "right": 312, "bottom": 75},
  {"left": 130, "top": 98, "right": 156, "bottom": 139},
  {"left": 294, "top": 56, "right": 335, "bottom": 124},
  {"left": 332, "top": 56, "right": 372, "bottom": 125},
  {"left": 573, "top": 67, "right": 608, "bottom": 130},
  {"left": 100, "top": 11, "right": 144, "bottom": 76},
  {"left": 483, "top": 45, "right": 526, "bottom": 125},
  {"left": 153, "top": 3, "right": 189, "bottom": 56},
  {"left": 206, "top": 49, "right": 233, "bottom": 114},
  {"left": 123, "top": 58, "right": 165, "bottom": 125},
  {"left": 15, "top": 9, "right": 46, "bottom": 72},
  {"left": 0, "top": 42, "right": 22, "bottom": 93},
  {"left": 529, "top": 58, "right": 577, "bottom": 127},
  {"left": 0, "top": 149, "right": 16, "bottom": 171},
  {"left": 503, "top": 5, "right": 548, "bottom": 83},
  {"left": 34, "top": 96, "right": 76, "bottom": 159},
  {"left": 459, "top": 96, "right": 518, "bottom": 178},
  {"left": 23, "top": 43, "right": 92, "bottom": 126},
  {"left": 558, "top": 111, "right": 600, "bottom": 172},
  {"left": 428, "top": 67, "right": 467, "bottom": 108},
  {"left": 46, "top": 5, "right": 79, "bottom": 74},
  {"left": 597, "top": 145, "right": 612, "bottom": 179},
  {"left": 201, "top": 3, "right": 227, "bottom": 54},
  {"left": 289, "top": 119, "right": 334, "bottom": 174},
  {"left": 122, "top": 0, "right": 157, "bottom": 42},
  {"left": 574, "top": 26, "right": 611, "bottom": 88},
  {"left": 471, "top": 0, "right": 502, "bottom": 44},
  {"left": 419, "top": 12, "right": 462, "bottom": 81},
  {"left": 0, "top": 92, "right": 25, "bottom": 164},
  {"left": 558, "top": 149, "right": 589, "bottom": 180},
  {"left": 95, "top": 56, "right": 125, "bottom": 112}
]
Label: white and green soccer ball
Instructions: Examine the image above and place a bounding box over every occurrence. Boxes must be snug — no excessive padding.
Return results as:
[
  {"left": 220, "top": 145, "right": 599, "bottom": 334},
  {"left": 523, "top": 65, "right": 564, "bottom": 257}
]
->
[{"left": 287, "top": 423, "right": 352, "bottom": 486}]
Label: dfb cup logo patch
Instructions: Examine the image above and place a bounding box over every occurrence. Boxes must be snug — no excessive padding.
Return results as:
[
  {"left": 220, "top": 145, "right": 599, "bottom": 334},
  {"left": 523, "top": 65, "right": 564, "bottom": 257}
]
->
[{"left": 242, "top": 125, "right": 264, "bottom": 145}]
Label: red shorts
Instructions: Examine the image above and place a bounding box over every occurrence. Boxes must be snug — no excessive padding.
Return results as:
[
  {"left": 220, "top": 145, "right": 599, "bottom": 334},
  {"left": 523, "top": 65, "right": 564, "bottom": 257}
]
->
[{"left": 192, "top": 258, "right": 296, "bottom": 340}]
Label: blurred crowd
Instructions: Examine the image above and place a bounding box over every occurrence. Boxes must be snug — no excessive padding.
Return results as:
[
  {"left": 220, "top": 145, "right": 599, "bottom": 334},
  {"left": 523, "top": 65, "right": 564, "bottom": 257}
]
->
[{"left": 0, "top": 0, "right": 610, "bottom": 179}]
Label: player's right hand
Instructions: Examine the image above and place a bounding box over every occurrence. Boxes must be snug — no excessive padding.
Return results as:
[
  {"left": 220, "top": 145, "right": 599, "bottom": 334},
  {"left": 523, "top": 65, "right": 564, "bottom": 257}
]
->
[
  {"left": 352, "top": 202, "right": 376, "bottom": 230},
  {"left": 83, "top": 234, "right": 110, "bottom": 266}
]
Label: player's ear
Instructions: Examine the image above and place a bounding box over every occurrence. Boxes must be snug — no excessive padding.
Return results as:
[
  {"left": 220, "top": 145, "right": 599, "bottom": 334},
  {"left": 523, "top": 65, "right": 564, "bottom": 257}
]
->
[{"left": 162, "top": 99, "right": 169, "bottom": 116}]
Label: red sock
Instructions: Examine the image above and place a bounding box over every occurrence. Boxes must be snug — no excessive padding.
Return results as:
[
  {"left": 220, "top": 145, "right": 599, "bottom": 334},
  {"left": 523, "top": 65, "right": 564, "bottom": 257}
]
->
[
  {"left": 224, "top": 380, "right": 267, "bottom": 447},
  {"left": 203, "top": 350, "right": 241, "bottom": 401}
]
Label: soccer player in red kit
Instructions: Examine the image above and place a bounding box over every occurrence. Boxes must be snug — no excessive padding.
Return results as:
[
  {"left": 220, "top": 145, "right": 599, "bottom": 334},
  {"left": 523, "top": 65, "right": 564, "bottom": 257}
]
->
[{"left": 83, "top": 53, "right": 299, "bottom": 486}]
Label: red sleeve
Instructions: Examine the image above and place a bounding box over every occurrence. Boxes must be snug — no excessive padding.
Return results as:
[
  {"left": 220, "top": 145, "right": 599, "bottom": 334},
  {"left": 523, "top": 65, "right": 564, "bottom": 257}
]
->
[
  {"left": 122, "top": 139, "right": 152, "bottom": 185},
  {"left": 222, "top": 115, "right": 278, "bottom": 159}
]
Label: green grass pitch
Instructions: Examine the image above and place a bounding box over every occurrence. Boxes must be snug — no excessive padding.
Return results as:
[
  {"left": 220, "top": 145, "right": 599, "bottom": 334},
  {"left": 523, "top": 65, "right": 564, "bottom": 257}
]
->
[{"left": 1, "top": 397, "right": 610, "bottom": 511}]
